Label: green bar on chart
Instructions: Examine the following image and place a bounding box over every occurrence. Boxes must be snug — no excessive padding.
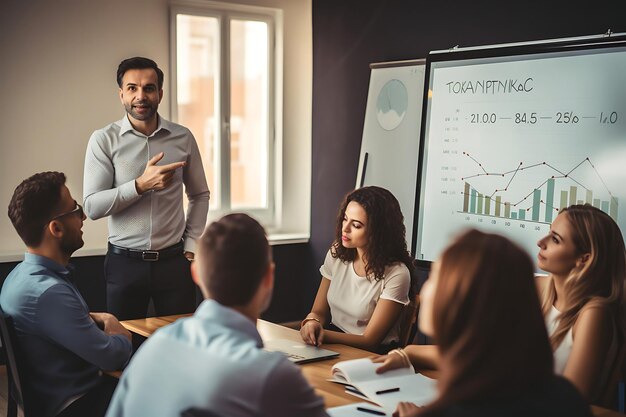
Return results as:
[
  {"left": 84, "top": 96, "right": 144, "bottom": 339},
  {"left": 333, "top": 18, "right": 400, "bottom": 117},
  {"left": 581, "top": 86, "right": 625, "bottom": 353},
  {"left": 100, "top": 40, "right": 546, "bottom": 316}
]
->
[
  {"left": 545, "top": 178, "right": 555, "bottom": 223},
  {"left": 518, "top": 209, "right": 526, "bottom": 220},
  {"left": 470, "top": 189, "right": 477, "bottom": 213},
  {"left": 560, "top": 191, "right": 568, "bottom": 211},
  {"left": 495, "top": 196, "right": 502, "bottom": 217},
  {"left": 477, "top": 193, "right": 483, "bottom": 214},
  {"left": 569, "top": 186, "right": 577, "bottom": 206},
  {"left": 532, "top": 189, "right": 541, "bottom": 221},
  {"left": 601, "top": 200, "right": 609, "bottom": 214},
  {"left": 585, "top": 190, "right": 592, "bottom": 204},
  {"left": 484, "top": 196, "right": 491, "bottom": 215},
  {"left": 593, "top": 198, "right": 601, "bottom": 208},
  {"left": 504, "top": 202, "right": 511, "bottom": 218},
  {"left": 463, "top": 183, "right": 470, "bottom": 212},
  {"left": 511, "top": 212, "right": 518, "bottom": 219},
  {"left": 610, "top": 197, "right": 618, "bottom": 221}
]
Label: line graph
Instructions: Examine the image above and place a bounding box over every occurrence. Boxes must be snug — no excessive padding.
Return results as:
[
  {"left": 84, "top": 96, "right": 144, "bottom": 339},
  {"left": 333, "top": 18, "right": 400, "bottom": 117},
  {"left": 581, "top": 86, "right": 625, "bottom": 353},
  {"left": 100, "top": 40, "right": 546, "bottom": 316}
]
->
[{"left": 459, "top": 153, "right": 619, "bottom": 223}]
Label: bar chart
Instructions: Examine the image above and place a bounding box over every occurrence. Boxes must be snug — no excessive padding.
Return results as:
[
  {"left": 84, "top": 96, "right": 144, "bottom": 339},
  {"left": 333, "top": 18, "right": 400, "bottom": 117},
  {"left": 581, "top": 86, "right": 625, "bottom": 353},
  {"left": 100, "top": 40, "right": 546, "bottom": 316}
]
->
[
  {"left": 459, "top": 156, "right": 619, "bottom": 224},
  {"left": 461, "top": 179, "right": 618, "bottom": 223}
]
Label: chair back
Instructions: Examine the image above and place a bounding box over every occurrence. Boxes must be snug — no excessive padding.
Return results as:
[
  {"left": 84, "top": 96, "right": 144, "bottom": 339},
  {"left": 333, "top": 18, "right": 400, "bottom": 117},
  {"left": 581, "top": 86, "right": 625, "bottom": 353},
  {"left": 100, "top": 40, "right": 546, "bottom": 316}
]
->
[
  {"left": 594, "top": 328, "right": 626, "bottom": 410},
  {"left": 0, "top": 306, "right": 25, "bottom": 417},
  {"left": 398, "top": 294, "right": 419, "bottom": 347}
]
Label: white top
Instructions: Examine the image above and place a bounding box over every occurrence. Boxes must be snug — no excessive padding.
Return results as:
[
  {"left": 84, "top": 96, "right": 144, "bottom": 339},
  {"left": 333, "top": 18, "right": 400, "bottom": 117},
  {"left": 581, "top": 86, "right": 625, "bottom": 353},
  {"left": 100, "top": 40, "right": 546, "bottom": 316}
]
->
[
  {"left": 320, "top": 250, "right": 411, "bottom": 344},
  {"left": 546, "top": 304, "right": 618, "bottom": 400},
  {"left": 546, "top": 305, "right": 573, "bottom": 374}
]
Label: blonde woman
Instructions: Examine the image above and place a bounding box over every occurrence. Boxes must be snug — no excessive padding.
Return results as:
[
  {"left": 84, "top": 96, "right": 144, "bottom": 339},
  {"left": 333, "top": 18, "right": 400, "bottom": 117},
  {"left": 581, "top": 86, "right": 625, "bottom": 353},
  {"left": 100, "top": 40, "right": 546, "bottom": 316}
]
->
[
  {"left": 536, "top": 204, "right": 625, "bottom": 403},
  {"left": 377, "top": 204, "right": 625, "bottom": 406}
]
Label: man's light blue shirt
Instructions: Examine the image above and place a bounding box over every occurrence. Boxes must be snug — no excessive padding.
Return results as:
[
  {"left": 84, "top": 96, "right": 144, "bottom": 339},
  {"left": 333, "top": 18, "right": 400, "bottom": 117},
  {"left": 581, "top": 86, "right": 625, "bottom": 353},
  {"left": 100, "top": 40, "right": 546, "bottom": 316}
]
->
[
  {"left": 83, "top": 114, "right": 210, "bottom": 253},
  {"left": 0, "top": 253, "right": 132, "bottom": 417},
  {"left": 106, "top": 299, "right": 329, "bottom": 417}
]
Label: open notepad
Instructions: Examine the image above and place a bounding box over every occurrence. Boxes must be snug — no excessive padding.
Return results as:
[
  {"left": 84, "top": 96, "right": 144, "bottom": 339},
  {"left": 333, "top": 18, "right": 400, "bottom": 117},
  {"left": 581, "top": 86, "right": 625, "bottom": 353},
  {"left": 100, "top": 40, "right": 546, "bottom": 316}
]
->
[{"left": 330, "top": 358, "right": 437, "bottom": 413}]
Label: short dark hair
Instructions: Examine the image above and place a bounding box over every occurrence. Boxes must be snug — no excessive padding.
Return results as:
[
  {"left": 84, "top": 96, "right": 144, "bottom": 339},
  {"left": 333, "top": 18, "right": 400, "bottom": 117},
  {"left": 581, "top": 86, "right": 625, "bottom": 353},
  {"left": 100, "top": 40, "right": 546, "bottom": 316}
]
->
[
  {"left": 8, "top": 172, "right": 66, "bottom": 247},
  {"left": 116, "top": 57, "right": 164, "bottom": 90},
  {"left": 197, "top": 214, "right": 271, "bottom": 306}
]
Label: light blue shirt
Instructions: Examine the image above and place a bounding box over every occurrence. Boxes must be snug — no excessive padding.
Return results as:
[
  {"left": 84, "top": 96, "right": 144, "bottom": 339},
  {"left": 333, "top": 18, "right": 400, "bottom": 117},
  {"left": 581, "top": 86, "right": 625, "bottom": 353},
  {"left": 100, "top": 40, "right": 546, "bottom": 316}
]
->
[
  {"left": 83, "top": 114, "right": 210, "bottom": 253},
  {"left": 106, "top": 299, "right": 329, "bottom": 417},
  {"left": 0, "top": 253, "right": 132, "bottom": 417}
]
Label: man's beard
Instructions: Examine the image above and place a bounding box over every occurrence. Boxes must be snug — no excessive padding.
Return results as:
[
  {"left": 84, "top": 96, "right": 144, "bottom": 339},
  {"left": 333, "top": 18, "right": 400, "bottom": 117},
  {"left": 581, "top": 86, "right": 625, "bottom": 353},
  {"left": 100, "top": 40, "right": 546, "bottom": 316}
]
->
[
  {"left": 125, "top": 101, "right": 158, "bottom": 121},
  {"left": 60, "top": 235, "right": 83, "bottom": 258}
]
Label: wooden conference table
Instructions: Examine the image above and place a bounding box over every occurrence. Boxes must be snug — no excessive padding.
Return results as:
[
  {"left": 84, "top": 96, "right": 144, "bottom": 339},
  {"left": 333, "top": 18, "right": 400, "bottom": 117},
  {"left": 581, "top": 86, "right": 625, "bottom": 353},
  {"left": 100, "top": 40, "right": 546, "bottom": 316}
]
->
[{"left": 120, "top": 314, "right": 621, "bottom": 417}]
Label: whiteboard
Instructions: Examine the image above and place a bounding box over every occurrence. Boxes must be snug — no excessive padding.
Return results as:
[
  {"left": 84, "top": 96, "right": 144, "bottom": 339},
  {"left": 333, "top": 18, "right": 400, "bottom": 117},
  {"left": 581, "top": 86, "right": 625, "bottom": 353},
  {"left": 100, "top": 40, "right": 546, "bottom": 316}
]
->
[
  {"left": 355, "top": 59, "right": 426, "bottom": 249},
  {"left": 414, "top": 35, "right": 626, "bottom": 264}
]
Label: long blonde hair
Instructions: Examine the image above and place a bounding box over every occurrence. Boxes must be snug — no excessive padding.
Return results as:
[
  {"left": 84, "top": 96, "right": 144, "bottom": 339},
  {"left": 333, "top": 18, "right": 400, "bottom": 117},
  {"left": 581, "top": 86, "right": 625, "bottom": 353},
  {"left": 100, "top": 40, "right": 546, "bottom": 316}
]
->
[{"left": 541, "top": 204, "right": 626, "bottom": 350}]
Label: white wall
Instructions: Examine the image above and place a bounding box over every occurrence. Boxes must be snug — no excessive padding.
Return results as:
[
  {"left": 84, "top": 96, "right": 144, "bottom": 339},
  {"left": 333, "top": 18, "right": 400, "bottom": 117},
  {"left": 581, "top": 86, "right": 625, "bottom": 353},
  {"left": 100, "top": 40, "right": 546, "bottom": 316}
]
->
[{"left": 0, "top": 0, "right": 312, "bottom": 260}]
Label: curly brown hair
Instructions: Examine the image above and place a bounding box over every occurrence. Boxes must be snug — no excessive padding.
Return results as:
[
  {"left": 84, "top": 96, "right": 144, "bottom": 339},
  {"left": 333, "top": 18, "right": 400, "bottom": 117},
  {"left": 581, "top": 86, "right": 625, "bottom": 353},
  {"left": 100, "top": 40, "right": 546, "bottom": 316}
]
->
[
  {"left": 8, "top": 171, "right": 66, "bottom": 247},
  {"left": 331, "top": 186, "right": 415, "bottom": 286}
]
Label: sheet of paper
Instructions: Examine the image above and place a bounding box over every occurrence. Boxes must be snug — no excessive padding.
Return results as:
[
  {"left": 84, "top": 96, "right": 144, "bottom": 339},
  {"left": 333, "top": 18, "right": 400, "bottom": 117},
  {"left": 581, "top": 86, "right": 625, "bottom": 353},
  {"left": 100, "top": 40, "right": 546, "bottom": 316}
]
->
[{"left": 354, "top": 373, "right": 437, "bottom": 413}]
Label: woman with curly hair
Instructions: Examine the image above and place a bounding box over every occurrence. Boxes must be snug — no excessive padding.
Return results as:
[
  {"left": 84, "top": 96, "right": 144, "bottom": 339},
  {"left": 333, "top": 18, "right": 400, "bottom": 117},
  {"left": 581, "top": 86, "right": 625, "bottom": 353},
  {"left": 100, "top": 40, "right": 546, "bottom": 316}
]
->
[{"left": 300, "top": 186, "right": 415, "bottom": 353}]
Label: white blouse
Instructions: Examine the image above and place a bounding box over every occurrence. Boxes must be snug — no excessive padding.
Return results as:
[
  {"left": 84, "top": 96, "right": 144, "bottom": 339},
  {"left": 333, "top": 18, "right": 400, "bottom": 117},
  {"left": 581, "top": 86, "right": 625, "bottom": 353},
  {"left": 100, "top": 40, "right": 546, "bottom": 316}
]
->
[
  {"left": 545, "top": 305, "right": 573, "bottom": 374},
  {"left": 546, "top": 303, "right": 618, "bottom": 400},
  {"left": 320, "top": 250, "right": 410, "bottom": 344}
]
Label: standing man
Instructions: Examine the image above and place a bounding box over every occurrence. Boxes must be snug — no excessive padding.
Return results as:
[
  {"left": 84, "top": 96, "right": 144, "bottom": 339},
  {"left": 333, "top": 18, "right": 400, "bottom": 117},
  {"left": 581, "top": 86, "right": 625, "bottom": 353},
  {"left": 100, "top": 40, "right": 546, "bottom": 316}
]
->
[
  {"left": 105, "top": 214, "right": 329, "bottom": 417},
  {"left": 84, "top": 57, "right": 209, "bottom": 320},
  {"left": 1, "top": 172, "right": 132, "bottom": 417}
]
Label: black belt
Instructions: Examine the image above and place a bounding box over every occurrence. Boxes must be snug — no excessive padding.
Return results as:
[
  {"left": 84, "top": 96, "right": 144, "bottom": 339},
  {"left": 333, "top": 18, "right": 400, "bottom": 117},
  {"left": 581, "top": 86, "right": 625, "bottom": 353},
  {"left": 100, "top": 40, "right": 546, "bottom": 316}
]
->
[{"left": 107, "top": 241, "right": 184, "bottom": 262}]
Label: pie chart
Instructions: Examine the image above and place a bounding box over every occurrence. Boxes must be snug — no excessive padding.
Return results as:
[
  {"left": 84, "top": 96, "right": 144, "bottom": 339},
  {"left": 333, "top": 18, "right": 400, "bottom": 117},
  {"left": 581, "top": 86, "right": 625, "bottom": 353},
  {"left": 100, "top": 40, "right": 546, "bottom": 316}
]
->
[{"left": 376, "top": 79, "right": 408, "bottom": 131}]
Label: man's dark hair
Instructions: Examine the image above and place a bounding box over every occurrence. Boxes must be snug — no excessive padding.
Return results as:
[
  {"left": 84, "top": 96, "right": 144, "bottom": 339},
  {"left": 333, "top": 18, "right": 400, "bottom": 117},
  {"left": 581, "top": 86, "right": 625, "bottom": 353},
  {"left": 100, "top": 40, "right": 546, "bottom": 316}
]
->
[
  {"left": 8, "top": 172, "right": 66, "bottom": 247},
  {"left": 197, "top": 214, "right": 271, "bottom": 306},
  {"left": 116, "top": 57, "right": 164, "bottom": 90}
]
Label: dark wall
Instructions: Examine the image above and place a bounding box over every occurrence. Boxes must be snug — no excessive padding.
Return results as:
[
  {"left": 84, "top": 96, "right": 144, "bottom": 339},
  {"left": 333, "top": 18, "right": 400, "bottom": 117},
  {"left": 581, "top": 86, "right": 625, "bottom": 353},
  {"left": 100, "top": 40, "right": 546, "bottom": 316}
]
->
[
  {"left": 310, "top": 0, "right": 625, "bottom": 271},
  {"left": 0, "top": 243, "right": 317, "bottom": 323}
]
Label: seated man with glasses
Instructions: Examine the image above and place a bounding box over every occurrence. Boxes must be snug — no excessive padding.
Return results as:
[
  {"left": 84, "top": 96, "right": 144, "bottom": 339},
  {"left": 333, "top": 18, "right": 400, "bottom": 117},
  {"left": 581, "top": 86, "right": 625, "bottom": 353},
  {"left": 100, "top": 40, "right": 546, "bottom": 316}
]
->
[{"left": 0, "top": 171, "right": 132, "bottom": 417}]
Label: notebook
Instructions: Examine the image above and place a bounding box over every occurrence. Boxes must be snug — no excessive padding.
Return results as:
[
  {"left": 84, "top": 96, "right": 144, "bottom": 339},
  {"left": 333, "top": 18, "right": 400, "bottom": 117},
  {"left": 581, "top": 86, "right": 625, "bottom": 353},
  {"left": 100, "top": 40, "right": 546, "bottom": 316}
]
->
[{"left": 263, "top": 338, "right": 339, "bottom": 364}]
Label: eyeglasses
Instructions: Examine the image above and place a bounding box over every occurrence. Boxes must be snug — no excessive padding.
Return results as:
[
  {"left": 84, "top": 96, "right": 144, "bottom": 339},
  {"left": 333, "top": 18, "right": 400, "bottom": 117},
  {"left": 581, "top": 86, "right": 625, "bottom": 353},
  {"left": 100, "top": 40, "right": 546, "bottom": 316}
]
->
[{"left": 49, "top": 201, "right": 84, "bottom": 222}]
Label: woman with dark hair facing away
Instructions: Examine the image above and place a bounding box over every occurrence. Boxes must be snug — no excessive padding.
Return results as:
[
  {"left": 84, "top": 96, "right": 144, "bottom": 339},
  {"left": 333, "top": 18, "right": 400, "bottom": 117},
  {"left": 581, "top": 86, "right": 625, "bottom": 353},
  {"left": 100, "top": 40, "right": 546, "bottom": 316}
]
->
[
  {"left": 390, "top": 230, "right": 592, "bottom": 417},
  {"left": 300, "top": 186, "right": 415, "bottom": 353}
]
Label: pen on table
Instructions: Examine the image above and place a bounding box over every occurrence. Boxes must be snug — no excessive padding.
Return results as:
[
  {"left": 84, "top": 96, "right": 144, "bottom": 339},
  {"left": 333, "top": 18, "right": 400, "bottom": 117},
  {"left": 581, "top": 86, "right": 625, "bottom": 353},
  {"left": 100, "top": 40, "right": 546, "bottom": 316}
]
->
[
  {"left": 356, "top": 406, "right": 386, "bottom": 416},
  {"left": 375, "top": 387, "right": 400, "bottom": 395}
]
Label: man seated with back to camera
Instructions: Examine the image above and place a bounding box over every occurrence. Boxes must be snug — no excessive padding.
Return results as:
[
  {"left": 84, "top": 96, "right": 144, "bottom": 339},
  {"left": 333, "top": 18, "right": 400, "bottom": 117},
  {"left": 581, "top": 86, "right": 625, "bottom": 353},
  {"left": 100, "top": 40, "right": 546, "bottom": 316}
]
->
[
  {"left": 105, "top": 213, "right": 329, "bottom": 417},
  {"left": 0, "top": 172, "right": 132, "bottom": 417}
]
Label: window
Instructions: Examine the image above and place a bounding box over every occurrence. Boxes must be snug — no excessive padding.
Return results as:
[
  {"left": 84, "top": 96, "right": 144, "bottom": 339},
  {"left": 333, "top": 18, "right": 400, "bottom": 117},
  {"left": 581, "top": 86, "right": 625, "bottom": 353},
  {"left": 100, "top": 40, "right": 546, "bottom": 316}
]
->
[{"left": 171, "top": 2, "right": 277, "bottom": 225}]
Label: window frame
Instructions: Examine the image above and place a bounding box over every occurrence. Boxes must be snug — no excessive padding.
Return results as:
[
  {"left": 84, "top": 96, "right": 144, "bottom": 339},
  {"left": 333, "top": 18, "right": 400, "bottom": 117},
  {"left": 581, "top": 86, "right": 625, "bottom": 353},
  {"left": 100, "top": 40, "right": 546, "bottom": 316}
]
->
[{"left": 170, "top": 0, "right": 279, "bottom": 227}]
